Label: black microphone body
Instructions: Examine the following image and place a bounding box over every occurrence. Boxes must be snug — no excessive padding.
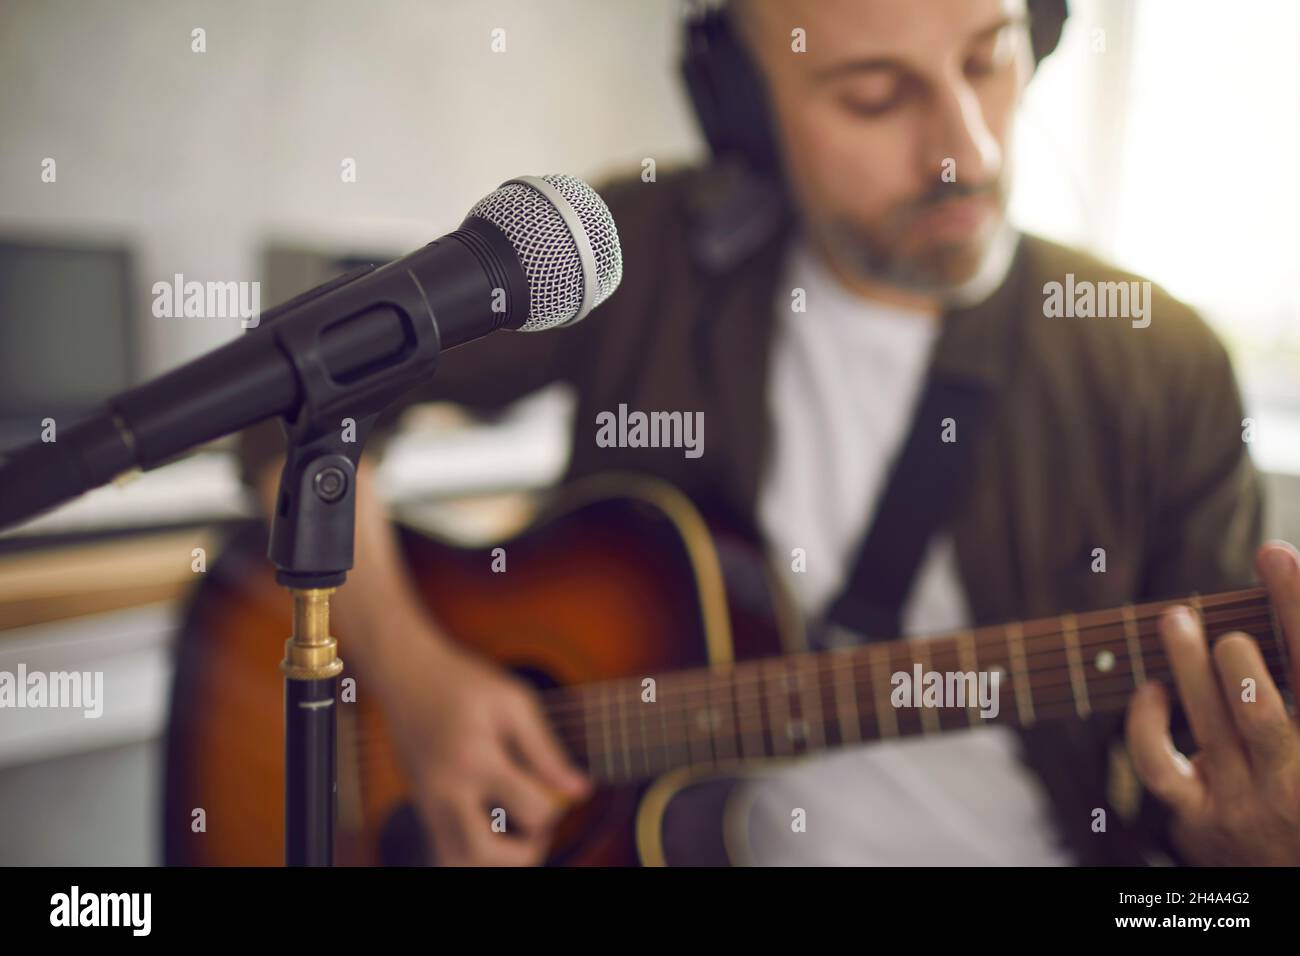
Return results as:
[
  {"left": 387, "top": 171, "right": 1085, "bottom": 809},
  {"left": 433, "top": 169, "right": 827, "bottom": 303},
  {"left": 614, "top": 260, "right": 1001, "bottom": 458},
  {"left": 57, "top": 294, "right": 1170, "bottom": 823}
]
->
[{"left": 0, "top": 216, "right": 526, "bottom": 529}]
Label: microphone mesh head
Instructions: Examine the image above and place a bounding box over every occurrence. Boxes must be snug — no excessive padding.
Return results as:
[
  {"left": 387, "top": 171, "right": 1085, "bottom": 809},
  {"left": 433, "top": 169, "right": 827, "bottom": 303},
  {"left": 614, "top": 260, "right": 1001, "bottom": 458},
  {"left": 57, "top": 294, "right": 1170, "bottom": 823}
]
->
[{"left": 467, "top": 174, "right": 623, "bottom": 331}]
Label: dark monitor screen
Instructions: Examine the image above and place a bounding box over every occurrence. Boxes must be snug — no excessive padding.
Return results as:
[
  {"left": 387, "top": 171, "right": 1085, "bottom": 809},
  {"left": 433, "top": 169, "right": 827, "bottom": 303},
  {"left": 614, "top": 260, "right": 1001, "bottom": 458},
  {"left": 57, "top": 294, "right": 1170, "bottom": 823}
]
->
[{"left": 0, "top": 239, "right": 134, "bottom": 450}]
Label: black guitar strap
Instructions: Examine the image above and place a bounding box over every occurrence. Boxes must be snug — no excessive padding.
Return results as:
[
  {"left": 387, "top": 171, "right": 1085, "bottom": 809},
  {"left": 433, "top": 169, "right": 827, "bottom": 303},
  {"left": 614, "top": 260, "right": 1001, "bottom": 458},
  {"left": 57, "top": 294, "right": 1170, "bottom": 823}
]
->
[{"left": 819, "top": 374, "right": 998, "bottom": 645}]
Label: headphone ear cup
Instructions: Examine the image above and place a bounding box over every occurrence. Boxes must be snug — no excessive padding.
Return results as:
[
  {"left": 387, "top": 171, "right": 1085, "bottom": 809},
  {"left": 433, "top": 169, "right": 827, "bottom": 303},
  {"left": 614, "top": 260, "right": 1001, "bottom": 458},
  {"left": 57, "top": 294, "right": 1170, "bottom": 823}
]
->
[
  {"left": 1028, "top": 0, "right": 1069, "bottom": 65},
  {"left": 680, "top": 9, "right": 782, "bottom": 176},
  {"left": 680, "top": 23, "right": 734, "bottom": 160}
]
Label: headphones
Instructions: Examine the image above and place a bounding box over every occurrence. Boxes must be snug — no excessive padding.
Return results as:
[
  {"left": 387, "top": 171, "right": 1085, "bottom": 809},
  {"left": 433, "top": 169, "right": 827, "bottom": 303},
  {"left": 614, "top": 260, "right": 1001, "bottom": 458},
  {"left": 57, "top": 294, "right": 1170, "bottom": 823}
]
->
[{"left": 681, "top": 0, "right": 1069, "bottom": 177}]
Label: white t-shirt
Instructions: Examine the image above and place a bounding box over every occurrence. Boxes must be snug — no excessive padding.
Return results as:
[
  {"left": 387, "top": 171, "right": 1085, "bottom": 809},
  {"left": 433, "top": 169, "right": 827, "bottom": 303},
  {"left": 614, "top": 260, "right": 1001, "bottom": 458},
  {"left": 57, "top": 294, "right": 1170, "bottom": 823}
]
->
[{"left": 742, "top": 237, "right": 1073, "bottom": 866}]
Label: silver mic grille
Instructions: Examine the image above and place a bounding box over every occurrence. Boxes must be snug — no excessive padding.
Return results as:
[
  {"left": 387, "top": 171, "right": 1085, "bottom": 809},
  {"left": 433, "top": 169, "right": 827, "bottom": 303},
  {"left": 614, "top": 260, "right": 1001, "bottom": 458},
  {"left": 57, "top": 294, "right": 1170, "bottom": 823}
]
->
[{"left": 467, "top": 174, "right": 623, "bottom": 331}]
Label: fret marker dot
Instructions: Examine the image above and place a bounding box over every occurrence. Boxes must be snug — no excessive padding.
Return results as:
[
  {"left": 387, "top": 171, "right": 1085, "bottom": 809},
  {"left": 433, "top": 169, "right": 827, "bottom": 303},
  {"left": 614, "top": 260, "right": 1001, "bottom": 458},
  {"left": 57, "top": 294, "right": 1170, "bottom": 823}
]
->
[
  {"left": 1095, "top": 650, "right": 1116, "bottom": 673},
  {"left": 786, "top": 719, "right": 807, "bottom": 742}
]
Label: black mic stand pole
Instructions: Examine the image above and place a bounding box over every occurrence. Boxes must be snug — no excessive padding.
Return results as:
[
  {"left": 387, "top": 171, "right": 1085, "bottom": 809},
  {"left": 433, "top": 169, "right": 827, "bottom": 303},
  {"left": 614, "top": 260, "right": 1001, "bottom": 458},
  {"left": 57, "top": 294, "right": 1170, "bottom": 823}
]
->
[
  {"left": 272, "top": 430, "right": 358, "bottom": 868},
  {"left": 260, "top": 263, "right": 445, "bottom": 866}
]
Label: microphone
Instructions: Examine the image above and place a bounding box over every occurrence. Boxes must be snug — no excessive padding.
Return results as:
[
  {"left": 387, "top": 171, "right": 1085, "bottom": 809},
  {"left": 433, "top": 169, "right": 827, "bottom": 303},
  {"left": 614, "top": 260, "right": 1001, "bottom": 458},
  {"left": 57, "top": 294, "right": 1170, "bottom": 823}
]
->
[{"left": 0, "top": 174, "right": 623, "bottom": 530}]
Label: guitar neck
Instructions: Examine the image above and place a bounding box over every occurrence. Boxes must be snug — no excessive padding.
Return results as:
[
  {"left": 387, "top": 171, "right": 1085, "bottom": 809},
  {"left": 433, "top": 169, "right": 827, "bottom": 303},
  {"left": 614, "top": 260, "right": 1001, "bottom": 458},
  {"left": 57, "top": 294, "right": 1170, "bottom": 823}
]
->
[{"left": 544, "top": 586, "right": 1286, "bottom": 786}]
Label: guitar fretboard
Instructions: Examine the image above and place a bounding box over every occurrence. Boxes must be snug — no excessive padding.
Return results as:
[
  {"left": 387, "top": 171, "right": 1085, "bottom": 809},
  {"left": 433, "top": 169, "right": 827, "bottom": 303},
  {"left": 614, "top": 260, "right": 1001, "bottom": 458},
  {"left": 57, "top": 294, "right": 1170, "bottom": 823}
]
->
[{"left": 541, "top": 587, "right": 1286, "bottom": 785}]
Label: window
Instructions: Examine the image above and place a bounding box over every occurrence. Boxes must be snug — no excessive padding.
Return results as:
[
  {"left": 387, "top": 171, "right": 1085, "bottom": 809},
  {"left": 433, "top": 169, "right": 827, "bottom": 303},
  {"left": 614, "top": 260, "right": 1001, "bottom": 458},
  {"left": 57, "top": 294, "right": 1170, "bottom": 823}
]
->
[{"left": 1011, "top": 0, "right": 1300, "bottom": 473}]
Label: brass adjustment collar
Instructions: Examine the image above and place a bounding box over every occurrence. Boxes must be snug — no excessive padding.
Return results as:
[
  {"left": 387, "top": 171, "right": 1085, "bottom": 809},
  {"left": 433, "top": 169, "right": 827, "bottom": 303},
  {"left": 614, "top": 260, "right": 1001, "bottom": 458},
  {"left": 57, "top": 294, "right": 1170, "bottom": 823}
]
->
[{"left": 282, "top": 588, "right": 345, "bottom": 681}]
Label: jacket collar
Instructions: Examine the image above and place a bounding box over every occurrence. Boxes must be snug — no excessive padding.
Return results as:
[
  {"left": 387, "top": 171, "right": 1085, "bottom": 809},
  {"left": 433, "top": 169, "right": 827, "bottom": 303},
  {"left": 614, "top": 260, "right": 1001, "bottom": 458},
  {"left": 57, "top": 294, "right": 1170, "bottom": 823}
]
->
[{"left": 930, "top": 227, "right": 1029, "bottom": 390}]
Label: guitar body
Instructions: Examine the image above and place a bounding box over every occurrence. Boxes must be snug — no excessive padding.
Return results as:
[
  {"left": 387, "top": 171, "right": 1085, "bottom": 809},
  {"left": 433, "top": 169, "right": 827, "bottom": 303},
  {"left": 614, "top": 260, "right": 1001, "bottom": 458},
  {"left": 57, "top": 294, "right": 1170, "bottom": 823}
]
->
[
  {"left": 164, "top": 475, "right": 791, "bottom": 866},
  {"left": 165, "top": 471, "right": 1285, "bottom": 866}
]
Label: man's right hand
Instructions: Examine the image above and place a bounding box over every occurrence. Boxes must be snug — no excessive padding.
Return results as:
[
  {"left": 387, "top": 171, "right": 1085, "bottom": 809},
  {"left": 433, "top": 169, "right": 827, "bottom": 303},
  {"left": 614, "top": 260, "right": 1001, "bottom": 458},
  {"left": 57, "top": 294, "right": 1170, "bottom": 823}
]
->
[{"left": 371, "top": 615, "right": 592, "bottom": 866}]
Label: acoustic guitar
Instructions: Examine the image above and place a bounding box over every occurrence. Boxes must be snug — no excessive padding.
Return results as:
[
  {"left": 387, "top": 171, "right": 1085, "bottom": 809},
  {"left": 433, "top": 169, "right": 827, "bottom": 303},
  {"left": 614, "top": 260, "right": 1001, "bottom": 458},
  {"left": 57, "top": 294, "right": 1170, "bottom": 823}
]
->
[{"left": 164, "top": 474, "right": 1287, "bottom": 866}]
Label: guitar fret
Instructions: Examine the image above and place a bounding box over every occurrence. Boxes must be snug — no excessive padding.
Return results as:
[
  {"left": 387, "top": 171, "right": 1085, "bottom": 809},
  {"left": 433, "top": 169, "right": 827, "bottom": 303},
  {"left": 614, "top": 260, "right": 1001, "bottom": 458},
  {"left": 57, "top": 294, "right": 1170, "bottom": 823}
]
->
[
  {"left": 581, "top": 690, "right": 596, "bottom": 776},
  {"left": 682, "top": 679, "right": 709, "bottom": 768},
  {"left": 600, "top": 683, "right": 615, "bottom": 781},
  {"left": 729, "top": 671, "right": 744, "bottom": 760},
  {"left": 637, "top": 680, "right": 651, "bottom": 776},
  {"left": 797, "top": 655, "right": 826, "bottom": 751},
  {"left": 1061, "top": 612, "right": 1091, "bottom": 718},
  {"left": 695, "top": 683, "right": 717, "bottom": 767},
  {"left": 1005, "top": 622, "right": 1034, "bottom": 725},
  {"left": 656, "top": 680, "right": 673, "bottom": 770},
  {"left": 710, "top": 670, "right": 738, "bottom": 763},
  {"left": 669, "top": 679, "right": 692, "bottom": 770},
  {"left": 832, "top": 648, "right": 861, "bottom": 744},
  {"left": 917, "top": 641, "right": 940, "bottom": 736},
  {"left": 724, "top": 668, "right": 742, "bottom": 760},
  {"left": 764, "top": 661, "right": 793, "bottom": 757},
  {"left": 958, "top": 630, "right": 979, "bottom": 727},
  {"left": 616, "top": 681, "right": 632, "bottom": 778},
  {"left": 869, "top": 643, "right": 898, "bottom": 739},
  {"left": 754, "top": 664, "right": 771, "bottom": 759},
  {"left": 782, "top": 659, "right": 806, "bottom": 753},
  {"left": 736, "top": 664, "right": 765, "bottom": 759},
  {"left": 697, "top": 675, "right": 717, "bottom": 766},
  {"left": 1121, "top": 605, "right": 1145, "bottom": 687}
]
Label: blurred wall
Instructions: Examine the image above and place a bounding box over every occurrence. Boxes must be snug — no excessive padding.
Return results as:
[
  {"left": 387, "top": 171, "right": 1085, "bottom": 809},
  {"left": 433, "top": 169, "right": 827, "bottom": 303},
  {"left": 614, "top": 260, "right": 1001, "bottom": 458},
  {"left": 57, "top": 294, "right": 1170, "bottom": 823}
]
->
[{"left": 0, "top": 0, "right": 701, "bottom": 375}]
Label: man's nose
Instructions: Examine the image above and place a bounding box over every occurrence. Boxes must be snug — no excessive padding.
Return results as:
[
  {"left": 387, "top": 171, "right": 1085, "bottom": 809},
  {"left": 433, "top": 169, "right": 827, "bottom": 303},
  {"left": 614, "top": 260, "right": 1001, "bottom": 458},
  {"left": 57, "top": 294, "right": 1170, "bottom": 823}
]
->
[{"left": 924, "top": 83, "right": 1002, "bottom": 187}]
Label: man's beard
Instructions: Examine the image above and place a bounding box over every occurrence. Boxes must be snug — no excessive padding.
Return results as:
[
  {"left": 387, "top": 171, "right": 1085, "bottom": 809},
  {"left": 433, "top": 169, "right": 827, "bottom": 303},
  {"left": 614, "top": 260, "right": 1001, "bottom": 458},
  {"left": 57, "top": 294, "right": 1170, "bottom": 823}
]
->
[{"left": 818, "top": 173, "right": 1010, "bottom": 300}]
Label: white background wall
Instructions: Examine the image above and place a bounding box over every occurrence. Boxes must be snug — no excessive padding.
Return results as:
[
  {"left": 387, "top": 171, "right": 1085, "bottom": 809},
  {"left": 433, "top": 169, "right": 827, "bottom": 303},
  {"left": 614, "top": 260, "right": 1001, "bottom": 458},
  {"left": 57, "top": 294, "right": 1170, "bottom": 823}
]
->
[{"left": 0, "top": 0, "right": 701, "bottom": 375}]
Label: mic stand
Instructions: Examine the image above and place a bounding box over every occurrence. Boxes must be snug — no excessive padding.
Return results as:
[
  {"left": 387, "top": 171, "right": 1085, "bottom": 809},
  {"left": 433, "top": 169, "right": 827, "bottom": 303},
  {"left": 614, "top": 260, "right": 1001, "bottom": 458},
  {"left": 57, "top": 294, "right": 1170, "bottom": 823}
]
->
[
  {"left": 271, "top": 426, "right": 365, "bottom": 867},
  {"left": 262, "top": 264, "right": 445, "bottom": 866}
]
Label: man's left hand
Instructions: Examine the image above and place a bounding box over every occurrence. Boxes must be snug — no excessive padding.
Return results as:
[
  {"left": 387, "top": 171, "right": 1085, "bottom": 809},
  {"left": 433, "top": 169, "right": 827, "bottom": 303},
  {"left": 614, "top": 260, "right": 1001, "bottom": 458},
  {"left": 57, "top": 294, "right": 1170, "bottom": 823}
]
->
[{"left": 1126, "top": 541, "right": 1300, "bottom": 865}]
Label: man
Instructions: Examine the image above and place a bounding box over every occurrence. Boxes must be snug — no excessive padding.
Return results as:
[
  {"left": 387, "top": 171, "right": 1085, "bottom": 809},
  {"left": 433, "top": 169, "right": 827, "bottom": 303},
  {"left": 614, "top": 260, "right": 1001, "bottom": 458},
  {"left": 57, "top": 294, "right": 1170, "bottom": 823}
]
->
[{"left": 238, "top": 0, "right": 1300, "bottom": 865}]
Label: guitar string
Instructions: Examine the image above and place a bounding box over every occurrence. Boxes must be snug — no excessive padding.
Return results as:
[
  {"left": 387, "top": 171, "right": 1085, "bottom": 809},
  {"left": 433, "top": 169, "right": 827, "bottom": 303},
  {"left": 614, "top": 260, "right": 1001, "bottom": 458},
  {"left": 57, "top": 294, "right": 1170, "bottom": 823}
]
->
[
  {"left": 346, "top": 656, "right": 1292, "bottom": 783},
  {"left": 344, "top": 605, "right": 1287, "bottom": 763},
  {"left": 538, "top": 606, "right": 1277, "bottom": 713},
  {"left": 543, "top": 646, "right": 1290, "bottom": 753},
  {"left": 572, "top": 677, "right": 1295, "bottom": 783},
  {"left": 336, "top": 589, "right": 1269, "bottom": 737},
  {"left": 533, "top": 599, "right": 1280, "bottom": 722},
  {"left": 343, "top": 602, "right": 1280, "bottom": 748},
  {"left": 536, "top": 641, "right": 1286, "bottom": 761},
  {"left": 535, "top": 590, "right": 1270, "bottom": 709},
  {"left": 586, "top": 609, "right": 1283, "bottom": 709},
  {"left": 556, "top": 652, "right": 1294, "bottom": 780},
  {"left": 349, "top": 657, "right": 1293, "bottom": 782}
]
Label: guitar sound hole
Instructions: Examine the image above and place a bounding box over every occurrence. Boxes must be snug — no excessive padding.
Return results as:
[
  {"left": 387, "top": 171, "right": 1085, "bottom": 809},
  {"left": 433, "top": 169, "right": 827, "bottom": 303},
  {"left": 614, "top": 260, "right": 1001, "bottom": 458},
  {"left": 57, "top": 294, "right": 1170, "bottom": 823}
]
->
[{"left": 510, "top": 665, "right": 559, "bottom": 692}]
